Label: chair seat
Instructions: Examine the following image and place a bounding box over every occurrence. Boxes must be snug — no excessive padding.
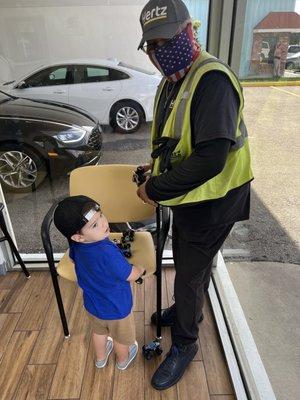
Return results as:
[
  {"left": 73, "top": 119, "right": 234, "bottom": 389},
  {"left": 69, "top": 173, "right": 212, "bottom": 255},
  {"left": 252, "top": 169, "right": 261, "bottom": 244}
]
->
[{"left": 56, "top": 231, "right": 156, "bottom": 282}]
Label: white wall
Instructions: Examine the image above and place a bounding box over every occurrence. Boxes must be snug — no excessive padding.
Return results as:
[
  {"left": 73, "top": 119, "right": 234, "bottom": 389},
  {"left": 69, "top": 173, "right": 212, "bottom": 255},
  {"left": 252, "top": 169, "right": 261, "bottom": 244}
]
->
[{"left": 0, "top": 1, "right": 156, "bottom": 83}]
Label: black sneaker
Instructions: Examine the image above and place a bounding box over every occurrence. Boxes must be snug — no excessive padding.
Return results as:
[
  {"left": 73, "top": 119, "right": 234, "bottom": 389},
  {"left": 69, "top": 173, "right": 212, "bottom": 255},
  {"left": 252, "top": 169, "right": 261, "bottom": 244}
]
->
[
  {"left": 151, "top": 304, "right": 204, "bottom": 327},
  {"left": 151, "top": 342, "right": 198, "bottom": 390},
  {"left": 151, "top": 303, "right": 176, "bottom": 327}
]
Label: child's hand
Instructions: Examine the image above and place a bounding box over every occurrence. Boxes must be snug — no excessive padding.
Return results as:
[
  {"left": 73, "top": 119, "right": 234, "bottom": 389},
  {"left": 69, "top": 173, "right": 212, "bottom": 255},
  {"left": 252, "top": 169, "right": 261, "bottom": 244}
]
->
[
  {"left": 127, "top": 265, "right": 145, "bottom": 282},
  {"left": 134, "top": 267, "right": 147, "bottom": 284}
]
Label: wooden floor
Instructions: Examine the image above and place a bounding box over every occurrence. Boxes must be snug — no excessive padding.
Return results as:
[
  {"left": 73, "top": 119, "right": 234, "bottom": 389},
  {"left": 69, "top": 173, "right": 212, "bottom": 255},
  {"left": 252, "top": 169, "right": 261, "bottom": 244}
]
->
[{"left": 0, "top": 269, "right": 236, "bottom": 400}]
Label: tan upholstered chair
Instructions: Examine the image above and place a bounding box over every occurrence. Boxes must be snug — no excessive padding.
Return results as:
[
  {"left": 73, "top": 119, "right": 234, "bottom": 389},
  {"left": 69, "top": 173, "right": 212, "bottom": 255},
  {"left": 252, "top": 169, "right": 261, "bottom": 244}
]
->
[
  {"left": 57, "top": 164, "right": 156, "bottom": 282},
  {"left": 41, "top": 164, "right": 156, "bottom": 337}
]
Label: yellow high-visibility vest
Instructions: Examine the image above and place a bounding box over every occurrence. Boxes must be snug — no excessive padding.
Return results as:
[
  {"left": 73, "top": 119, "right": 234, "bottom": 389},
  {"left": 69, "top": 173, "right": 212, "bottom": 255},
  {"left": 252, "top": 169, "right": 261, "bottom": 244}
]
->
[{"left": 151, "top": 51, "right": 253, "bottom": 206}]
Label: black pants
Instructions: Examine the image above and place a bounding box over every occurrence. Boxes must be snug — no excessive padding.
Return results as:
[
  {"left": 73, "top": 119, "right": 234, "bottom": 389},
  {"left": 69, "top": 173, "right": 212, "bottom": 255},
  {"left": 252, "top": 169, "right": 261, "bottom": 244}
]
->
[{"left": 171, "top": 219, "right": 234, "bottom": 345}]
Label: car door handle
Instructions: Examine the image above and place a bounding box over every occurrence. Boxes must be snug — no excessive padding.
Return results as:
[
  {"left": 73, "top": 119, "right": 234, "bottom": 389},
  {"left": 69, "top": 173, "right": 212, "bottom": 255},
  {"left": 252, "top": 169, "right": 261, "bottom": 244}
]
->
[
  {"left": 102, "top": 87, "right": 113, "bottom": 92},
  {"left": 53, "top": 90, "right": 66, "bottom": 94}
]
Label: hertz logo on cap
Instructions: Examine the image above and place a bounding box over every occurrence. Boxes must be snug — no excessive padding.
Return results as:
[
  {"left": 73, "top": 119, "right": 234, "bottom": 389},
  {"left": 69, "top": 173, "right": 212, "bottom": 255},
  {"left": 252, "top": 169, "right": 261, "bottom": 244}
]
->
[{"left": 142, "top": 6, "right": 168, "bottom": 26}]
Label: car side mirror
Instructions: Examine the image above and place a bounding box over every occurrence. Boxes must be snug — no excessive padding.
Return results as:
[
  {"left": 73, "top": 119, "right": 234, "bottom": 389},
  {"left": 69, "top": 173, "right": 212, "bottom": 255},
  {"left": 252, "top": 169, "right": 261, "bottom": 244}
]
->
[{"left": 16, "top": 81, "right": 28, "bottom": 89}]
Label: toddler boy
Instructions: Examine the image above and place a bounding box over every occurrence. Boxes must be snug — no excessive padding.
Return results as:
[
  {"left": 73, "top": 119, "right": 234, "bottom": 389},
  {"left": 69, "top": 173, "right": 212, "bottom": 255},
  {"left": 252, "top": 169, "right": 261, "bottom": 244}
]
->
[{"left": 54, "top": 195, "right": 145, "bottom": 370}]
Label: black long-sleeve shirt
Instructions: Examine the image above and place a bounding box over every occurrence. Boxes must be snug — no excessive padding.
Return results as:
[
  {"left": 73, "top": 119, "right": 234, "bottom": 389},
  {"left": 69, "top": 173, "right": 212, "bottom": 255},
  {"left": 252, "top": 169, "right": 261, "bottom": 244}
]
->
[
  {"left": 145, "top": 70, "right": 251, "bottom": 232},
  {"left": 146, "top": 138, "right": 230, "bottom": 201}
]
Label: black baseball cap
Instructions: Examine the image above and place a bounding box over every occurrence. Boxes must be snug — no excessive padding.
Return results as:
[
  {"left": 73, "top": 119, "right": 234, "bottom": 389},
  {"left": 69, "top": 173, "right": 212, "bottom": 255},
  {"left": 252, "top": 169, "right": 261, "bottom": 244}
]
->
[
  {"left": 138, "top": 0, "right": 190, "bottom": 49},
  {"left": 54, "top": 195, "right": 100, "bottom": 239}
]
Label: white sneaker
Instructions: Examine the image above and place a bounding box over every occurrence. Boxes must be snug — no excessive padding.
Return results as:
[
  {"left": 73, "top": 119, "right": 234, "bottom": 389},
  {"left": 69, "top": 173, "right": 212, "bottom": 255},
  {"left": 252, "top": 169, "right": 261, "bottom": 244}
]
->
[
  {"left": 116, "top": 341, "right": 138, "bottom": 370},
  {"left": 95, "top": 337, "right": 114, "bottom": 368}
]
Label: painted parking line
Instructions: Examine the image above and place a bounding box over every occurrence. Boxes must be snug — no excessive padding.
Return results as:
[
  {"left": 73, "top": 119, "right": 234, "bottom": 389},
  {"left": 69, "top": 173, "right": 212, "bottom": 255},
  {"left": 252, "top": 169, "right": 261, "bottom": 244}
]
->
[{"left": 271, "top": 86, "right": 300, "bottom": 97}]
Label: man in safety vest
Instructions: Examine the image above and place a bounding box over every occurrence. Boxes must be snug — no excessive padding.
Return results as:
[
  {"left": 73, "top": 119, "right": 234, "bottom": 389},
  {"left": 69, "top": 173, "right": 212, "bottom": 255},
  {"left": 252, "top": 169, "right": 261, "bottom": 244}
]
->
[{"left": 137, "top": 0, "right": 253, "bottom": 390}]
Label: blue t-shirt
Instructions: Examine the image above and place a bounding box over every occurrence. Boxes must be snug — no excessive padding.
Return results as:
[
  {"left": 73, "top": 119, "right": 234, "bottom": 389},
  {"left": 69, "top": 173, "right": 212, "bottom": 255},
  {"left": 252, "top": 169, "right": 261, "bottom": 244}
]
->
[{"left": 69, "top": 238, "right": 133, "bottom": 320}]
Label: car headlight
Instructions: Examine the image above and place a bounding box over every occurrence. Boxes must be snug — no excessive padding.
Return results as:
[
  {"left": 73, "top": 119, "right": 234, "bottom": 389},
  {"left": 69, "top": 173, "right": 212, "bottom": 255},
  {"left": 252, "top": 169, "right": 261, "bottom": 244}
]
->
[
  {"left": 82, "top": 125, "right": 94, "bottom": 133},
  {"left": 54, "top": 128, "right": 86, "bottom": 143}
]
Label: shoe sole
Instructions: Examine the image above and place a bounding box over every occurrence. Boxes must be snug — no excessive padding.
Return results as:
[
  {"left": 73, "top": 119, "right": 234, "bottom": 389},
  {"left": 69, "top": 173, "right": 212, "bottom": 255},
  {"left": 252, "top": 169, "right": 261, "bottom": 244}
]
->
[{"left": 151, "top": 373, "right": 183, "bottom": 390}]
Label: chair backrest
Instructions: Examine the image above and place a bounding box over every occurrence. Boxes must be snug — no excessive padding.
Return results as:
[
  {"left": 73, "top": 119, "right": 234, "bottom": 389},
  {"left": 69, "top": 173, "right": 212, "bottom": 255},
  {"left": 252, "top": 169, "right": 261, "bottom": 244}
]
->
[{"left": 69, "top": 164, "right": 155, "bottom": 223}]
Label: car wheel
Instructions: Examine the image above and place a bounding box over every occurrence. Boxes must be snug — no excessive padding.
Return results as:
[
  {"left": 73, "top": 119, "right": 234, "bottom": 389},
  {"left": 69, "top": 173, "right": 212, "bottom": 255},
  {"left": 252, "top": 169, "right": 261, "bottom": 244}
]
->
[
  {"left": 0, "top": 145, "right": 47, "bottom": 192},
  {"left": 286, "top": 62, "right": 295, "bottom": 70},
  {"left": 111, "top": 101, "right": 143, "bottom": 133}
]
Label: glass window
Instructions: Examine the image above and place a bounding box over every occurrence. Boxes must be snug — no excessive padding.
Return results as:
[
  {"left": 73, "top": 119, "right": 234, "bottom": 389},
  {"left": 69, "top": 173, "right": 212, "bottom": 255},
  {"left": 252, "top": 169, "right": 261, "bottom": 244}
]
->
[
  {"left": 287, "top": 44, "right": 300, "bottom": 53},
  {"left": 71, "top": 66, "right": 128, "bottom": 83},
  {"left": 223, "top": 2, "right": 300, "bottom": 399},
  {"left": 0, "top": 2, "right": 207, "bottom": 259},
  {"left": 25, "top": 66, "right": 71, "bottom": 87},
  {"left": 238, "top": 1, "right": 300, "bottom": 79},
  {"left": 85, "top": 66, "right": 110, "bottom": 83},
  {"left": 50, "top": 67, "right": 67, "bottom": 80},
  {"left": 109, "top": 68, "right": 129, "bottom": 81}
]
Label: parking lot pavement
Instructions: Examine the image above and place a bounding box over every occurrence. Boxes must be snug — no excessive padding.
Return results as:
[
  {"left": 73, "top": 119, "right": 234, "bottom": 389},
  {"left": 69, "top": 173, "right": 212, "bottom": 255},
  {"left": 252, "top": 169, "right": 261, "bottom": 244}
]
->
[{"left": 231, "top": 85, "right": 299, "bottom": 265}]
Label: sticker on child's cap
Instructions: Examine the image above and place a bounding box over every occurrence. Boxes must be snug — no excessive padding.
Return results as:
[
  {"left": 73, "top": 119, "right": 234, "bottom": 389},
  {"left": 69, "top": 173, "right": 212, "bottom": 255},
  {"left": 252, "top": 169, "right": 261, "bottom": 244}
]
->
[{"left": 84, "top": 208, "right": 97, "bottom": 222}]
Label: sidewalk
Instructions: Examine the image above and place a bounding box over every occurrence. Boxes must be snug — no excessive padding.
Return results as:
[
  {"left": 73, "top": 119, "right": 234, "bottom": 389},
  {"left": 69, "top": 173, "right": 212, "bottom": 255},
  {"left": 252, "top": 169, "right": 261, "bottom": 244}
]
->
[{"left": 227, "top": 261, "right": 300, "bottom": 400}]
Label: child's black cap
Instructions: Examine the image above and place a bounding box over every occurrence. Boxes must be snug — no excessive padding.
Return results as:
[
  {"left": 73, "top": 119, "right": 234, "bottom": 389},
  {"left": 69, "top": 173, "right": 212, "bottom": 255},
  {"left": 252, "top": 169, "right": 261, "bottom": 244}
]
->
[{"left": 54, "top": 195, "right": 100, "bottom": 239}]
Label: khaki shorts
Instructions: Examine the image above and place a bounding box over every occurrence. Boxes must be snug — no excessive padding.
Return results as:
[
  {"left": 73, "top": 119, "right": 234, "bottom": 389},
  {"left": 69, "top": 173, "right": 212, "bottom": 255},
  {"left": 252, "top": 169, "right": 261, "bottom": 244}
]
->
[{"left": 87, "top": 310, "right": 136, "bottom": 346}]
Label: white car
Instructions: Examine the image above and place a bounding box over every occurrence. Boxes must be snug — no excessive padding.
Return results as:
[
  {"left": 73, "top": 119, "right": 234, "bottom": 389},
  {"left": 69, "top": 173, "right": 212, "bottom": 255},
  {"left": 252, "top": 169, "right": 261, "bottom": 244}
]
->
[
  {"left": 260, "top": 41, "right": 270, "bottom": 61},
  {"left": 286, "top": 51, "right": 300, "bottom": 70},
  {"left": 1, "top": 59, "right": 161, "bottom": 133},
  {"left": 287, "top": 45, "right": 300, "bottom": 58}
]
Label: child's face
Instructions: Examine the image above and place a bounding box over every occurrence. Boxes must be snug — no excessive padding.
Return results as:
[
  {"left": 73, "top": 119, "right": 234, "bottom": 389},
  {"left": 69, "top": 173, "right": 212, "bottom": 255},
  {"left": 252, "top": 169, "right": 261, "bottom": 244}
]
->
[{"left": 73, "top": 210, "right": 110, "bottom": 243}]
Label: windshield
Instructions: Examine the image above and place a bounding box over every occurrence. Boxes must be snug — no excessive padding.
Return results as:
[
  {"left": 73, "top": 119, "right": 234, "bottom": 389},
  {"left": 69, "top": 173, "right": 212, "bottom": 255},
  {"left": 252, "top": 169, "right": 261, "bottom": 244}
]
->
[
  {"left": 288, "top": 46, "right": 300, "bottom": 53},
  {"left": 117, "top": 62, "right": 156, "bottom": 75}
]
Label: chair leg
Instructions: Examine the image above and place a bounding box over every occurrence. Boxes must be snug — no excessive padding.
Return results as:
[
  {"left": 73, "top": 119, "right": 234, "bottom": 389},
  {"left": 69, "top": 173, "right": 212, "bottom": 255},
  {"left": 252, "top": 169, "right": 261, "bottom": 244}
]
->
[
  {"left": 0, "top": 212, "right": 30, "bottom": 278},
  {"left": 49, "top": 269, "right": 70, "bottom": 337}
]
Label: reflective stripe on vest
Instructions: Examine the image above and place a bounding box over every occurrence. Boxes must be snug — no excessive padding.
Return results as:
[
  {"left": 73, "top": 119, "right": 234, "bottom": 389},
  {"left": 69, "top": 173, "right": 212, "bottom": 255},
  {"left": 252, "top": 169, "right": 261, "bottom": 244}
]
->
[{"left": 173, "top": 57, "right": 248, "bottom": 150}]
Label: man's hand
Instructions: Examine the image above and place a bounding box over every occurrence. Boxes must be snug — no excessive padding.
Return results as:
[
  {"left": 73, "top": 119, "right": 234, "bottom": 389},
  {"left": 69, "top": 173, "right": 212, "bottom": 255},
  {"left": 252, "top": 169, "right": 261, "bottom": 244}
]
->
[
  {"left": 137, "top": 177, "right": 158, "bottom": 207},
  {"left": 139, "top": 160, "right": 153, "bottom": 173}
]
